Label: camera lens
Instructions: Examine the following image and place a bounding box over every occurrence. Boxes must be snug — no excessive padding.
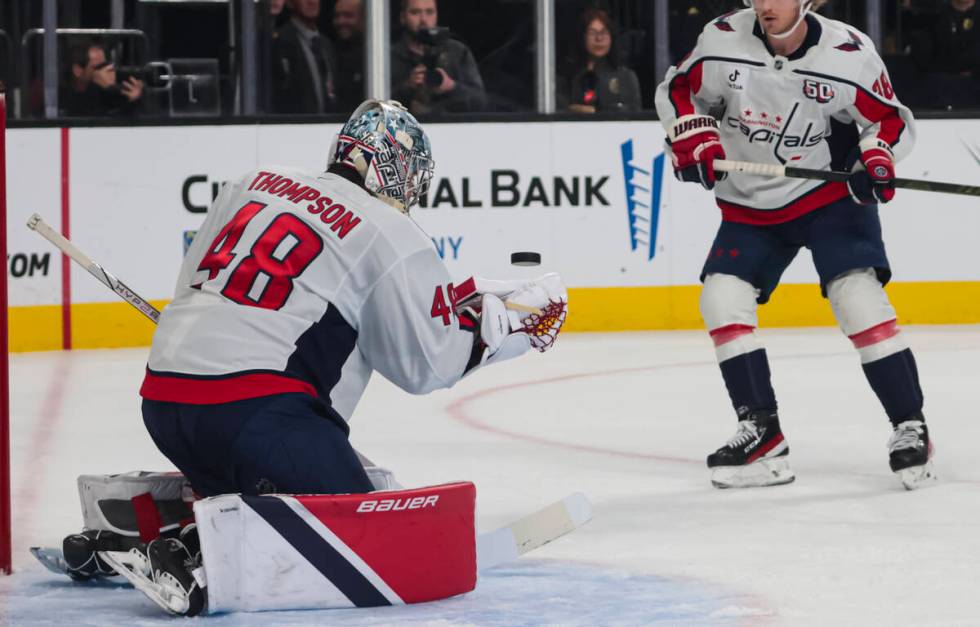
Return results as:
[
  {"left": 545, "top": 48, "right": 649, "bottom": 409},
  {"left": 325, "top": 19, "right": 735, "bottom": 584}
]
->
[{"left": 425, "top": 69, "right": 442, "bottom": 88}]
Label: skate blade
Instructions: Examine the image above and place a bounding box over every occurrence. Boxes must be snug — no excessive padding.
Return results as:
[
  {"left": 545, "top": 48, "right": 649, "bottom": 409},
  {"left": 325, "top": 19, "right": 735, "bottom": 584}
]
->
[
  {"left": 895, "top": 460, "right": 937, "bottom": 490},
  {"left": 711, "top": 456, "right": 795, "bottom": 489},
  {"left": 29, "top": 546, "right": 71, "bottom": 576},
  {"left": 99, "top": 550, "right": 190, "bottom": 615}
]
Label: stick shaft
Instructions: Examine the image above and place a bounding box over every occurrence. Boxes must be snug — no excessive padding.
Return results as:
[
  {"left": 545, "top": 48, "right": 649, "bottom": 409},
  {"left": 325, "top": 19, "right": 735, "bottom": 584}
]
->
[
  {"left": 27, "top": 214, "right": 161, "bottom": 323},
  {"left": 715, "top": 159, "right": 980, "bottom": 197}
]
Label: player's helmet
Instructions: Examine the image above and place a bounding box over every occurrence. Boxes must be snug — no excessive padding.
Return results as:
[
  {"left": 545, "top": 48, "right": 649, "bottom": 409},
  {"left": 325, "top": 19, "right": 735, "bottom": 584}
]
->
[{"left": 328, "top": 99, "right": 434, "bottom": 213}]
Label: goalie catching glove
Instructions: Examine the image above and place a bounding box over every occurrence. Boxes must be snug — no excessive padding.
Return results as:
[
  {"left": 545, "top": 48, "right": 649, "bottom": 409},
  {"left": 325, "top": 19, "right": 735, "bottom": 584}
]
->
[{"left": 453, "top": 273, "right": 568, "bottom": 373}]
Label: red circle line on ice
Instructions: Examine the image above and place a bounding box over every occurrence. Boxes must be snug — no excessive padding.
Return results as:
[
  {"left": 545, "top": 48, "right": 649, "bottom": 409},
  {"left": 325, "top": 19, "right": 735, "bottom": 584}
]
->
[
  {"left": 447, "top": 359, "right": 710, "bottom": 464},
  {"left": 447, "top": 350, "right": 978, "bottom": 485}
]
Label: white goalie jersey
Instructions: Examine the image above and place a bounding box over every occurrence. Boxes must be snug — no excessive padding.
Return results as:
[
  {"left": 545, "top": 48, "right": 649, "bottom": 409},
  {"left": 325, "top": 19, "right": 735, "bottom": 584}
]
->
[
  {"left": 142, "top": 167, "right": 474, "bottom": 421},
  {"left": 655, "top": 9, "right": 916, "bottom": 223}
]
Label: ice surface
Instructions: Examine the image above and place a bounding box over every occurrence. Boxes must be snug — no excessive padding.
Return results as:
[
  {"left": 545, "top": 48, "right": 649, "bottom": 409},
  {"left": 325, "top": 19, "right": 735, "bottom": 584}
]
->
[{"left": 2, "top": 327, "right": 978, "bottom": 625}]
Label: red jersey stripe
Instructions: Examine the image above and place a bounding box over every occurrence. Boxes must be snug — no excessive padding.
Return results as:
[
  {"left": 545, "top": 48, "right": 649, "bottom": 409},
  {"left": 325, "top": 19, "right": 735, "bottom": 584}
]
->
[
  {"left": 853, "top": 89, "right": 905, "bottom": 146},
  {"left": 669, "top": 62, "right": 704, "bottom": 117},
  {"left": 140, "top": 370, "right": 318, "bottom": 404},
  {"left": 718, "top": 182, "right": 849, "bottom": 225}
]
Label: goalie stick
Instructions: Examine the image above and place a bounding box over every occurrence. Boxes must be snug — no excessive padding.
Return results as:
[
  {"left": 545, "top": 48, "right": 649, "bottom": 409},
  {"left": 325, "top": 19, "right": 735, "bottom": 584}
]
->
[
  {"left": 32, "top": 492, "right": 593, "bottom": 582},
  {"left": 26, "top": 214, "right": 160, "bottom": 323},
  {"left": 27, "top": 213, "right": 541, "bottom": 322},
  {"left": 714, "top": 158, "right": 980, "bottom": 197},
  {"left": 476, "top": 491, "right": 592, "bottom": 572}
]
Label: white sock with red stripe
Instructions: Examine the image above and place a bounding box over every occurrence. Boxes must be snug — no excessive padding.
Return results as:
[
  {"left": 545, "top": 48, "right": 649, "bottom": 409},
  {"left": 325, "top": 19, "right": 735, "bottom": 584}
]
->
[
  {"left": 828, "top": 269, "right": 924, "bottom": 421},
  {"left": 701, "top": 274, "right": 779, "bottom": 414}
]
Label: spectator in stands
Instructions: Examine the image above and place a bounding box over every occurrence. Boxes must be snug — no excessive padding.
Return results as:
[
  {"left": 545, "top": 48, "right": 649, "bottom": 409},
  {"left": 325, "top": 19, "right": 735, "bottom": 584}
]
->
[
  {"left": 669, "top": 2, "right": 711, "bottom": 64},
  {"left": 271, "top": 0, "right": 338, "bottom": 114},
  {"left": 559, "top": 9, "right": 641, "bottom": 114},
  {"left": 907, "top": 0, "right": 979, "bottom": 108},
  {"left": 269, "top": 0, "right": 289, "bottom": 29},
  {"left": 332, "top": 0, "right": 365, "bottom": 112},
  {"left": 391, "top": 0, "right": 486, "bottom": 115},
  {"left": 61, "top": 38, "right": 143, "bottom": 117},
  {"left": 931, "top": 0, "right": 979, "bottom": 76}
]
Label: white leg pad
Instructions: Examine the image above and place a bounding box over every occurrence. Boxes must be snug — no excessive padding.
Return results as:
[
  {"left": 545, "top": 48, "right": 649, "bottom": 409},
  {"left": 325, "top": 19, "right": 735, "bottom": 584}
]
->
[
  {"left": 827, "top": 269, "right": 908, "bottom": 363},
  {"left": 700, "top": 273, "right": 760, "bottom": 331},
  {"left": 701, "top": 274, "right": 763, "bottom": 362}
]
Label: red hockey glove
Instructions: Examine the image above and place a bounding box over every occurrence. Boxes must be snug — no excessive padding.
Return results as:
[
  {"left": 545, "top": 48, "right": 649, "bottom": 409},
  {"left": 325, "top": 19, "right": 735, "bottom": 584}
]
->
[
  {"left": 668, "top": 114, "right": 727, "bottom": 190},
  {"left": 846, "top": 138, "right": 896, "bottom": 205}
]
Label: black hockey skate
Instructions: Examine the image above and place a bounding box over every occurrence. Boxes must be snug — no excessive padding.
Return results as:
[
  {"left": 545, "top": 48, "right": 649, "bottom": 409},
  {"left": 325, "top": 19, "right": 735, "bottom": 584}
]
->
[
  {"left": 148, "top": 533, "right": 206, "bottom": 616},
  {"left": 98, "top": 525, "right": 206, "bottom": 616},
  {"left": 888, "top": 417, "right": 936, "bottom": 490},
  {"left": 707, "top": 409, "right": 794, "bottom": 488},
  {"left": 61, "top": 529, "right": 142, "bottom": 580}
]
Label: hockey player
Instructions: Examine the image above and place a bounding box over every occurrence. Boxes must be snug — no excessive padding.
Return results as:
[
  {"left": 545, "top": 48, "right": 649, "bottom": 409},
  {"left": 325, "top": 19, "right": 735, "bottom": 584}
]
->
[
  {"left": 113, "top": 99, "right": 567, "bottom": 614},
  {"left": 655, "top": 0, "right": 934, "bottom": 490}
]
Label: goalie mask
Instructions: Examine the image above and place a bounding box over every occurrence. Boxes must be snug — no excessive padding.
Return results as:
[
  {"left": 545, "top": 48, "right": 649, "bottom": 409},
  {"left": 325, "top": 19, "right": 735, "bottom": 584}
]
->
[{"left": 328, "top": 99, "right": 434, "bottom": 213}]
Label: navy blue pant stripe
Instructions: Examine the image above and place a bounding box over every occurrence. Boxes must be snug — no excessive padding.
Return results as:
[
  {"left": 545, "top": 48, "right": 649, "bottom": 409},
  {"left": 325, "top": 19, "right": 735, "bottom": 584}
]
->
[{"left": 243, "top": 495, "right": 392, "bottom": 607}]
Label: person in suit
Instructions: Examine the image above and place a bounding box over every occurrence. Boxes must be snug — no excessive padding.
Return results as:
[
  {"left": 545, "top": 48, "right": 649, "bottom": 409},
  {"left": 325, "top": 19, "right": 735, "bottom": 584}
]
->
[{"left": 271, "top": 0, "right": 338, "bottom": 114}]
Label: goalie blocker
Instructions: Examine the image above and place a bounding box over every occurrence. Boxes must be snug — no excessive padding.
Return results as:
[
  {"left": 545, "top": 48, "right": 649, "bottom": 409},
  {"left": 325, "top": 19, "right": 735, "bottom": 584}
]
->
[{"left": 105, "top": 482, "right": 478, "bottom": 616}]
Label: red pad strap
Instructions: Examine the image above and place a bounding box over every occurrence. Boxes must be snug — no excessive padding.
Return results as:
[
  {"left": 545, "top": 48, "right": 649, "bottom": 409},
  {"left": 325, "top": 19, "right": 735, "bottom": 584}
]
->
[
  {"left": 848, "top": 319, "right": 899, "bottom": 349},
  {"left": 709, "top": 324, "right": 755, "bottom": 347},
  {"left": 131, "top": 492, "right": 164, "bottom": 543}
]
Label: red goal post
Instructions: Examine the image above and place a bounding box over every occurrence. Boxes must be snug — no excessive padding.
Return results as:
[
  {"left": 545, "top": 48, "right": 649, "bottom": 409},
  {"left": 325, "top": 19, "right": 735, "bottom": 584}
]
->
[{"left": 1, "top": 86, "right": 11, "bottom": 575}]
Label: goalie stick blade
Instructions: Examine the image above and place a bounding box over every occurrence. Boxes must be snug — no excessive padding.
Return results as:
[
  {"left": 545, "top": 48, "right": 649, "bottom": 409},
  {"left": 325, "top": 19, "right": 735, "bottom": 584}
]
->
[
  {"left": 476, "top": 492, "right": 592, "bottom": 572},
  {"left": 30, "top": 546, "right": 71, "bottom": 576},
  {"left": 99, "top": 550, "right": 191, "bottom": 616}
]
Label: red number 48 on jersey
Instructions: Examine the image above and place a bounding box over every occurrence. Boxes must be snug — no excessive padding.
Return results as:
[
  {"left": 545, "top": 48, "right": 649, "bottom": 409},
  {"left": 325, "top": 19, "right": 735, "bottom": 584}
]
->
[{"left": 195, "top": 201, "right": 325, "bottom": 310}]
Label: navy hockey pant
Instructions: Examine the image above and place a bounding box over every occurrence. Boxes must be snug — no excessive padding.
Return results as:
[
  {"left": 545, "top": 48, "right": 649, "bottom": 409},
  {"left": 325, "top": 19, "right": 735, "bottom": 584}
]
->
[
  {"left": 701, "top": 197, "right": 890, "bottom": 304},
  {"left": 142, "top": 393, "right": 374, "bottom": 497}
]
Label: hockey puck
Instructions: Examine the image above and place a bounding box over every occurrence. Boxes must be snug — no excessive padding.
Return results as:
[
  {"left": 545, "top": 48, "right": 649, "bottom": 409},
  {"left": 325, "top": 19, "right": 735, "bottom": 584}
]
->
[{"left": 510, "top": 251, "right": 541, "bottom": 266}]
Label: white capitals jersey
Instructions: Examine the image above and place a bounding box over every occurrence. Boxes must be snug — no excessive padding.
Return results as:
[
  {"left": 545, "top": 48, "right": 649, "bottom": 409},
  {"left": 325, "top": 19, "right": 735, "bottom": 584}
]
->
[
  {"left": 141, "top": 167, "right": 474, "bottom": 421},
  {"left": 655, "top": 9, "right": 916, "bottom": 224}
]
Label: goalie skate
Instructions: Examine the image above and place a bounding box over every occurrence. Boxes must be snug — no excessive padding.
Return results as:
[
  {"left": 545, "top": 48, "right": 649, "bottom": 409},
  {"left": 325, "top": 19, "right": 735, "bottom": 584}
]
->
[
  {"left": 100, "top": 536, "right": 205, "bottom": 617},
  {"left": 707, "top": 410, "right": 795, "bottom": 489}
]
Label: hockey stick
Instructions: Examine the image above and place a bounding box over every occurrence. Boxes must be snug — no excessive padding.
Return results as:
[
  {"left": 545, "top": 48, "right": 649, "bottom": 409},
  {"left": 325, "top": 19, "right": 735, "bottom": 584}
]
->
[
  {"left": 714, "top": 158, "right": 980, "bottom": 197},
  {"left": 26, "top": 214, "right": 160, "bottom": 323},
  {"left": 476, "top": 492, "right": 592, "bottom": 572}
]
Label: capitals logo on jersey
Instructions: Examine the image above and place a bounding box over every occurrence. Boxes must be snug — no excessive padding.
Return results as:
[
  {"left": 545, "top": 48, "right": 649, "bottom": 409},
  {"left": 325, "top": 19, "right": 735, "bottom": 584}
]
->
[
  {"left": 835, "top": 30, "right": 864, "bottom": 52},
  {"left": 726, "top": 103, "right": 826, "bottom": 164}
]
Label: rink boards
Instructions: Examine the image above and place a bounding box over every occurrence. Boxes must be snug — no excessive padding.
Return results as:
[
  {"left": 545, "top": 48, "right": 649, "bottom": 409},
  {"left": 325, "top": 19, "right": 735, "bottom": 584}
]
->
[{"left": 7, "top": 119, "right": 980, "bottom": 351}]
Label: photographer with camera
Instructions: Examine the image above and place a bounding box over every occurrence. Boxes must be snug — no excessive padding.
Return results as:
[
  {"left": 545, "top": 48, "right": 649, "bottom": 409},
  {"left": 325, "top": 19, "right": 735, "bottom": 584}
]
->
[
  {"left": 391, "top": 0, "right": 486, "bottom": 115},
  {"left": 62, "top": 38, "right": 144, "bottom": 117}
]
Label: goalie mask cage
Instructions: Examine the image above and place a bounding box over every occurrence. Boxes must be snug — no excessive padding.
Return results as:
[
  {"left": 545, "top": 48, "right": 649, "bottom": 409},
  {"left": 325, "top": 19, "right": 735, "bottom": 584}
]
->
[{"left": 1, "top": 87, "right": 10, "bottom": 575}]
